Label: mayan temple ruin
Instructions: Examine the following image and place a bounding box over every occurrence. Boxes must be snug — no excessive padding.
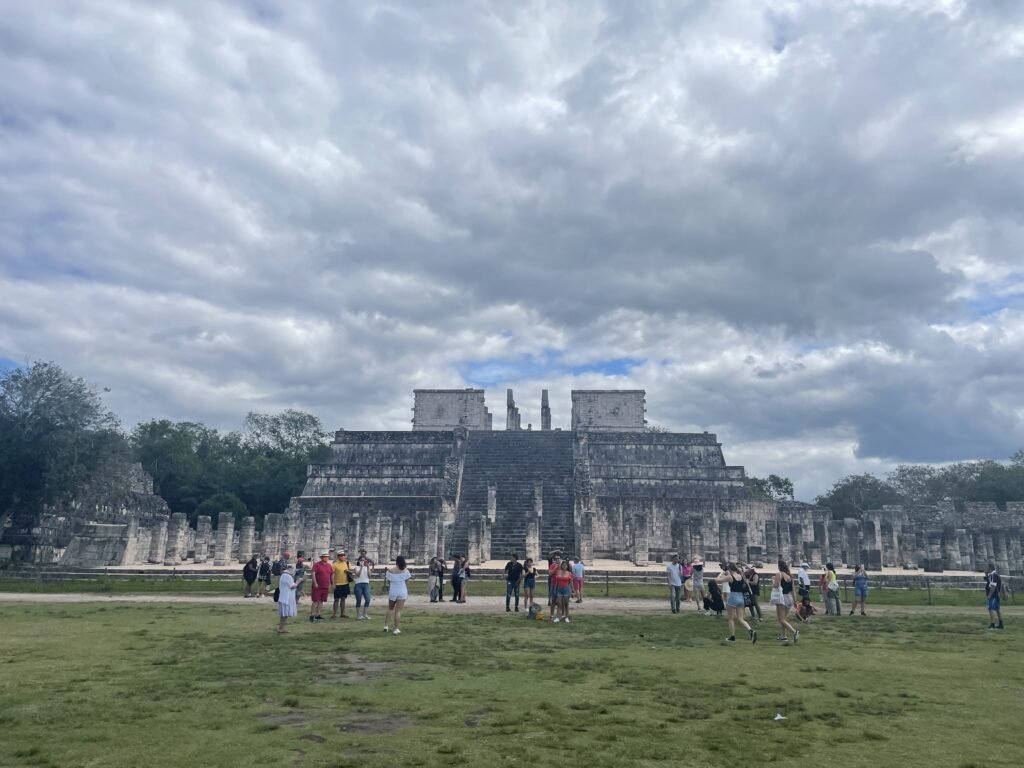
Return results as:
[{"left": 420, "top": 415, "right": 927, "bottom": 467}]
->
[{"left": 4, "top": 389, "right": 1022, "bottom": 575}]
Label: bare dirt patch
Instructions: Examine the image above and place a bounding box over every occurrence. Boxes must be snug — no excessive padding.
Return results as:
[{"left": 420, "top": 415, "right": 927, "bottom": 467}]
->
[
  {"left": 261, "top": 712, "right": 316, "bottom": 727},
  {"left": 318, "top": 653, "right": 395, "bottom": 684},
  {"left": 337, "top": 713, "right": 415, "bottom": 734},
  {"left": 464, "top": 708, "right": 488, "bottom": 728}
]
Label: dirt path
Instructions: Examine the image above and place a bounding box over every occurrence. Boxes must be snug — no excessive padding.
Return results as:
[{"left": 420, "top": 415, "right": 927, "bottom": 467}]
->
[{"left": 0, "top": 592, "right": 1015, "bottom": 618}]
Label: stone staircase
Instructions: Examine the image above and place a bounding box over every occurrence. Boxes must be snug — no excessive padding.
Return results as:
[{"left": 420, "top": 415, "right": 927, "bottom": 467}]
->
[{"left": 452, "top": 430, "right": 576, "bottom": 558}]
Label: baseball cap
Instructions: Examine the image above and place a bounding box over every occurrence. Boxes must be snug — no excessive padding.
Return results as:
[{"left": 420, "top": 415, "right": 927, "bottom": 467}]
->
[{"left": 800, "top": 562, "right": 810, "bottom": 568}]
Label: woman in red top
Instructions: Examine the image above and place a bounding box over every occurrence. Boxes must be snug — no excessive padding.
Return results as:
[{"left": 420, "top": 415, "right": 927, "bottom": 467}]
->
[{"left": 551, "top": 560, "right": 574, "bottom": 623}]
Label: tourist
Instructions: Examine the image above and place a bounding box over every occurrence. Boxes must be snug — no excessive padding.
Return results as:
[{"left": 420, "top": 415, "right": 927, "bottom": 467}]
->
[
  {"left": 309, "top": 552, "right": 332, "bottom": 623},
  {"left": 571, "top": 558, "right": 586, "bottom": 603},
  {"left": 547, "top": 556, "right": 559, "bottom": 612},
  {"left": 331, "top": 550, "right": 353, "bottom": 619},
  {"left": 717, "top": 563, "right": 757, "bottom": 643},
  {"left": 504, "top": 554, "right": 524, "bottom": 612},
  {"left": 681, "top": 556, "right": 694, "bottom": 603},
  {"left": 551, "top": 559, "right": 574, "bottom": 623},
  {"left": 294, "top": 555, "right": 307, "bottom": 603},
  {"left": 986, "top": 563, "right": 1004, "bottom": 630},
  {"left": 450, "top": 554, "right": 463, "bottom": 603},
  {"left": 353, "top": 552, "right": 373, "bottom": 620},
  {"left": 242, "top": 555, "right": 259, "bottom": 598},
  {"left": 459, "top": 558, "right": 471, "bottom": 602},
  {"left": 770, "top": 560, "right": 799, "bottom": 643},
  {"left": 818, "top": 569, "right": 830, "bottom": 614},
  {"left": 434, "top": 555, "right": 446, "bottom": 601},
  {"left": 258, "top": 556, "right": 271, "bottom": 597},
  {"left": 667, "top": 555, "right": 684, "bottom": 613},
  {"left": 522, "top": 558, "right": 537, "bottom": 609},
  {"left": 796, "top": 562, "right": 812, "bottom": 605},
  {"left": 744, "top": 564, "right": 762, "bottom": 621},
  {"left": 691, "top": 558, "right": 708, "bottom": 614},
  {"left": 276, "top": 565, "right": 302, "bottom": 634},
  {"left": 850, "top": 564, "right": 868, "bottom": 616},
  {"left": 428, "top": 557, "right": 442, "bottom": 603},
  {"left": 383, "top": 555, "right": 412, "bottom": 635},
  {"left": 705, "top": 577, "right": 725, "bottom": 616},
  {"left": 825, "top": 562, "right": 841, "bottom": 616}
]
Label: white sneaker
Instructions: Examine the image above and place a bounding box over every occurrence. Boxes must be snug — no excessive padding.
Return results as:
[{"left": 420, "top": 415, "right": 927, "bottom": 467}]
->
[
  {"left": 383, "top": 625, "right": 389, "bottom": 632},
  {"left": 552, "top": 618, "right": 561, "bottom": 623},
  {"left": 564, "top": 617, "right": 571, "bottom": 623},
  {"left": 392, "top": 628, "right": 401, "bottom": 635}
]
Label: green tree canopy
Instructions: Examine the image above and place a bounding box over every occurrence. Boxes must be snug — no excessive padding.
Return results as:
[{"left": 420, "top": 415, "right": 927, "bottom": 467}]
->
[{"left": 744, "top": 474, "right": 795, "bottom": 501}]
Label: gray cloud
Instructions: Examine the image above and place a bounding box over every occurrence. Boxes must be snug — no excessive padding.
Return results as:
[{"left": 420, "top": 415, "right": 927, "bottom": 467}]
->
[{"left": 2, "top": 0, "right": 1024, "bottom": 499}]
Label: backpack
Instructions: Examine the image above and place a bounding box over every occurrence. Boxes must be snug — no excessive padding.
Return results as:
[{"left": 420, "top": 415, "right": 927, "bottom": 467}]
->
[
  {"left": 273, "top": 587, "right": 280, "bottom": 602},
  {"left": 271, "top": 560, "right": 282, "bottom": 577}
]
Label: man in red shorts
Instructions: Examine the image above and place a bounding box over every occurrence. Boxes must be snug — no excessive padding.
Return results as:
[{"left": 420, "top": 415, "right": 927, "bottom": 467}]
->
[{"left": 310, "top": 552, "right": 333, "bottom": 623}]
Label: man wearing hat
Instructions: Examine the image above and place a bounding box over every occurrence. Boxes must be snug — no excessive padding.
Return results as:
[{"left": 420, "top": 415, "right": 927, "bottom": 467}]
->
[
  {"left": 309, "top": 552, "right": 333, "bottom": 623},
  {"left": 331, "top": 549, "right": 353, "bottom": 619}
]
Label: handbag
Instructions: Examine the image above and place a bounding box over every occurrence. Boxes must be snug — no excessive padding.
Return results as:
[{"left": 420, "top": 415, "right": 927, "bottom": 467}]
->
[
  {"left": 769, "top": 586, "right": 783, "bottom": 605},
  {"left": 272, "top": 587, "right": 280, "bottom": 603}
]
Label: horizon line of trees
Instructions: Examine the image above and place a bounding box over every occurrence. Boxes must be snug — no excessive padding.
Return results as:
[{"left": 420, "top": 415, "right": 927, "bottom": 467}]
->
[{"left": 4, "top": 362, "right": 1024, "bottom": 530}]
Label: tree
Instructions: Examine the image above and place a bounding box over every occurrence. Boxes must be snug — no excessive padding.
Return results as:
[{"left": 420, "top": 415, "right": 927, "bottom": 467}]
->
[
  {"left": 195, "top": 491, "right": 248, "bottom": 526},
  {"left": 0, "top": 362, "right": 123, "bottom": 517},
  {"left": 744, "top": 474, "right": 795, "bottom": 501},
  {"left": 815, "top": 474, "right": 902, "bottom": 518},
  {"left": 244, "top": 409, "right": 329, "bottom": 456}
]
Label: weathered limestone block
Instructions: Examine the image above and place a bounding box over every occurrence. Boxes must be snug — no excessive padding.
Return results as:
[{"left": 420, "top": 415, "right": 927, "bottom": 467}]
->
[
  {"left": 213, "top": 512, "right": 235, "bottom": 566},
  {"left": 121, "top": 514, "right": 140, "bottom": 565}
]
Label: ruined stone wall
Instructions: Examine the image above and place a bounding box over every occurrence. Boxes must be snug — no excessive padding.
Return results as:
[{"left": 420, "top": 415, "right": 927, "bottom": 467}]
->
[
  {"left": 412, "top": 389, "right": 490, "bottom": 430},
  {"left": 571, "top": 390, "right": 646, "bottom": 431}
]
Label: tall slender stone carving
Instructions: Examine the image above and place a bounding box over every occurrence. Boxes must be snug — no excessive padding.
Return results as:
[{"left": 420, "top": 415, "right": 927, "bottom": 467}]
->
[
  {"left": 506, "top": 389, "right": 521, "bottom": 431},
  {"left": 541, "top": 389, "right": 551, "bottom": 431},
  {"left": 214, "top": 512, "right": 235, "bottom": 566}
]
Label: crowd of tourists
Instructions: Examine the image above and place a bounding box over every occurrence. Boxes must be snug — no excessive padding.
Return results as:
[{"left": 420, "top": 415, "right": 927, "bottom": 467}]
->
[{"left": 253, "top": 548, "right": 1009, "bottom": 637}]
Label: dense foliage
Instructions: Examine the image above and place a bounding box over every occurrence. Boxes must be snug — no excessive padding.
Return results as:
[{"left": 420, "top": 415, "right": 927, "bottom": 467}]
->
[{"left": 1, "top": 362, "right": 330, "bottom": 529}]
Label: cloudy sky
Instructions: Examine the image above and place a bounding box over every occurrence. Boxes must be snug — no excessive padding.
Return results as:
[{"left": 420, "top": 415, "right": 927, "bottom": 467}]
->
[{"left": 2, "top": 0, "right": 1023, "bottom": 500}]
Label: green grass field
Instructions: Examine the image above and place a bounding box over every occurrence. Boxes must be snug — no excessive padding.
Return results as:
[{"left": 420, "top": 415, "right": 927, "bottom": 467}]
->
[{"left": 1, "top": 601, "right": 1021, "bottom": 767}]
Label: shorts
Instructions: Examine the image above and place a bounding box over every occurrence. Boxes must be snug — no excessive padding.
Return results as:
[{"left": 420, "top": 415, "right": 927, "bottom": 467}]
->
[
  {"left": 311, "top": 587, "right": 329, "bottom": 603},
  {"left": 556, "top": 586, "right": 572, "bottom": 598},
  {"left": 524, "top": 578, "right": 536, "bottom": 589},
  {"left": 334, "top": 585, "right": 350, "bottom": 600},
  {"left": 691, "top": 577, "right": 704, "bottom": 591},
  {"left": 854, "top": 587, "right": 868, "bottom": 599},
  {"left": 572, "top": 577, "right": 583, "bottom": 590},
  {"left": 988, "top": 596, "right": 1001, "bottom": 612},
  {"left": 727, "top": 592, "right": 746, "bottom": 609}
]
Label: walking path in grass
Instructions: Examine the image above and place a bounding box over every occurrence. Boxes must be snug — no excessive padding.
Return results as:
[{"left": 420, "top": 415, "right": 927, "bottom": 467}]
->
[{"left": 0, "top": 591, "right": 1016, "bottom": 618}]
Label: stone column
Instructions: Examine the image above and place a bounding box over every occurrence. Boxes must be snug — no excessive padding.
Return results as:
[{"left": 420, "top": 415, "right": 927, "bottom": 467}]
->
[
  {"left": 527, "top": 481, "right": 543, "bottom": 562},
  {"left": 378, "top": 517, "right": 393, "bottom": 564},
  {"left": 993, "top": 533, "right": 1010, "bottom": 575},
  {"left": 630, "top": 514, "right": 650, "bottom": 566},
  {"left": 365, "top": 511, "right": 382, "bottom": 563},
  {"left": 238, "top": 517, "right": 256, "bottom": 562},
  {"left": 121, "top": 514, "right": 140, "bottom": 565},
  {"left": 285, "top": 505, "right": 302, "bottom": 556},
  {"left": 164, "top": 512, "right": 188, "bottom": 565},
  {"left": 213, "top": 512, "right": 235, "bottom": 567},
  {"left": 777, "top": 523, "right": 792, "bottom": 565},
  {"left": 261, "top": 513, "right": 283, "bottom": 558},
  {"left": 487, "top": 485, "right": 497, "bottom": 523},
  {"left": 193, "top": 515, "right": 212, "bottom": 563},
  {"left": 148, "top": 517, "right": 169, "bottom": 564}
]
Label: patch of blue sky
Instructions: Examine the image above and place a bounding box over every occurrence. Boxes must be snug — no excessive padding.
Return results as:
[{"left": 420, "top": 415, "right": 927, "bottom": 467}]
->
[
  {"left": 966, "top": 292, "right": 1022, "bottom": 318},
  {"left": 459, "top": 353, "right": 643, "bottom": 386},
  {"left": 0, "top": 357, "right": 19, "bottom": 372}
]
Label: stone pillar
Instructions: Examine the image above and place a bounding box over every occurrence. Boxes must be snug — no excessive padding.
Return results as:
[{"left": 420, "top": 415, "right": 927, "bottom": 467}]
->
[
  {"left": 778, "top": 523, "right": 792, "bottom": 565},
  {"left": 261, "top": 513, "right": 283, "bottom": 558},
  {"left": 213, "top": 512, "right": 235, "bottom": 567},
  {"left": 994, "top": 533, "right": 1010, "bottom": 575},
  {"left": 527, "top": 481, "right": 543, "bottom": 562},
  {"left": 285, "top": 505, "right": 302, "bottom": 556},
  {"left": 487, "top": 484, "right": 497, "bottom": 523},
  {"left": 378, "top": 517, "right": 393, "bottom": 564},
  {"left": 924, "top": 530, "right": 944, "bottom": 572},
  {"left": 364, "top": 511, "right": 382, "bottom": 563},
  {"left": 541, "top": 389, "right": 551, "bottom": 431},
  {"left": 238, "top": 517, "right": 256, "bottom": 563},
  {"left": 121, "top": 514, "right": 140, "bottom": 565},
  {"left": 193, "top": 515, "right": 212, "bottom": 563},
  {"left": 148, "top": 517, "right": 169, "bottom": 564},
  {"left": 827, "top": 521, "right": 844, "bottom": 565},
  {"left": 164, "top": 512, "right": 188, "bottom": 565},
  {"left": 630, "top": 514, "right": 649, "bottom": 566}
]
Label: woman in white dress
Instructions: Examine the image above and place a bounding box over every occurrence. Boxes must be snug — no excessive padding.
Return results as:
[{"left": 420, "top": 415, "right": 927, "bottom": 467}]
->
[
  {"left": 383, "top": 555, "right": 412, "bottom": 635},
  {"left": 277, "top": 565, "right": 302, "bottom": 634}
]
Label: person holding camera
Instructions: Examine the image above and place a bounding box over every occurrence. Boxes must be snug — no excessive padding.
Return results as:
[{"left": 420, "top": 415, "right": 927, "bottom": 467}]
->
[
  {"left": 353, "top": 552, "right": 374, "bottom": 620},
  {"left": 383, "top": 555, "right": 412, "bottom": 635}
]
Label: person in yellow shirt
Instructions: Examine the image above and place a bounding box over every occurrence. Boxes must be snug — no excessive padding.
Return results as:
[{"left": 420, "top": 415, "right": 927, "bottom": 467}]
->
[{"left": 331, "top": 550, "right": 354, "bottom": 619}]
